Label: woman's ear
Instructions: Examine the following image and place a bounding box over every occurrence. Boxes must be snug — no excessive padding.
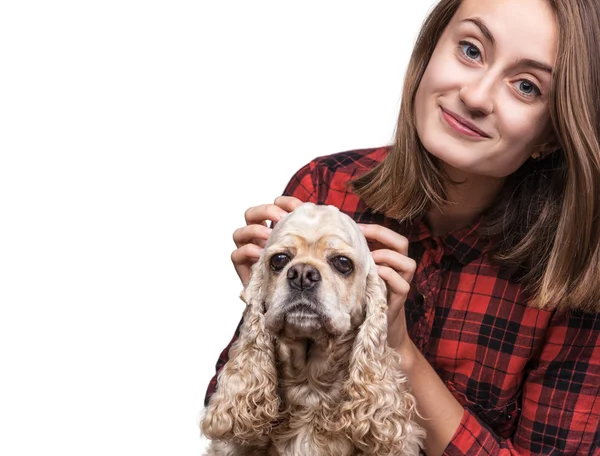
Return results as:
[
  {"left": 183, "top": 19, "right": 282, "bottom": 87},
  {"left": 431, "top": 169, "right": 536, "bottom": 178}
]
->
[
  {"left": 200, "top": 261, "right": 280, "bottom": 445},
  {"left": 531, "top": 130, "right": 561, "bottom": 159}
]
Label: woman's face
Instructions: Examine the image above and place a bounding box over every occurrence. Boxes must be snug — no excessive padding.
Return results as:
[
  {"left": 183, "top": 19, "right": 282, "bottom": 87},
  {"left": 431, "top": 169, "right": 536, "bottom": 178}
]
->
[{"left": 414, "top": 0, "right": 558, "bottom": 178}]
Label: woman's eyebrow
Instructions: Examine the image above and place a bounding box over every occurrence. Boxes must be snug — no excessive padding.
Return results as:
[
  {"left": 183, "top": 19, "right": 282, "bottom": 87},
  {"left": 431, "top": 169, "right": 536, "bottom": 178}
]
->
[
  {"left": 461, "top": 17, "right": 495, "bottom": 44},
  {"left": 515, "top": 58, "right": 553, "bottom": 75},
  {"left": 460, "top": 17, "right": 554, "bottom": 74}
]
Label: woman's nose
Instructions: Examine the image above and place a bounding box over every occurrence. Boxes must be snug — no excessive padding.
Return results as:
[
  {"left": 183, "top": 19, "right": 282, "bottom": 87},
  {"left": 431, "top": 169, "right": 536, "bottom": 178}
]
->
[{"left": 459, "top": 74, "right": 495, "bottom": 116}]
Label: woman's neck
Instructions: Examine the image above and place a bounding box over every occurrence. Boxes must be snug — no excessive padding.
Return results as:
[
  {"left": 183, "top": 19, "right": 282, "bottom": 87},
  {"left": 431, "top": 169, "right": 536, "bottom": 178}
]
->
[{"left": 426, "top": 165, "right": 506, "bottom": 236}]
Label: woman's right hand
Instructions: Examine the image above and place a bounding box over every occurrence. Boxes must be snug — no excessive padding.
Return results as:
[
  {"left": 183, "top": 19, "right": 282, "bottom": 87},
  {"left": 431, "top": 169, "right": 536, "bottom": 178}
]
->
[{"left": 231, "top": 196, "right": 304, "bottom": 286}]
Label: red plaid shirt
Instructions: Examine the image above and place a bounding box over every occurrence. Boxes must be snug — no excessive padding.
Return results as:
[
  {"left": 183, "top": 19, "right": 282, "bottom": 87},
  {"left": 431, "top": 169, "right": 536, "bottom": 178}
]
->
[{"left": 205, "top": 147, "right": 600, "bottom": 455}]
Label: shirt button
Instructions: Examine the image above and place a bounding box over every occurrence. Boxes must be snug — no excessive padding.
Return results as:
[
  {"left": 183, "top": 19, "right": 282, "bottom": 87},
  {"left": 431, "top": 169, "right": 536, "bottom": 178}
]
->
[
  {"left": 441, "top": 256, "right": 452, "bottom": 271},
  {"left": 416, "top": 293, "right": 425, "bottom": 305}
]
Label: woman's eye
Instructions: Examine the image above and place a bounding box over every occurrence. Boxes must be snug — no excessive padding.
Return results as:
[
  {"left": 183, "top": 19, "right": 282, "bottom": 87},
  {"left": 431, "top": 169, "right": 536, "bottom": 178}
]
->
[
  {"left": 459, "top": 41, "right": 482, "bottom": 61},
  {"left": 270, "top": 253, "right": 291, "bottom": 272},
  {"left": 515, "top": 79, "right": 541, "bottom": 98},
  {"left": 330, "top": 256, "right": 354, "bottom": 275}
]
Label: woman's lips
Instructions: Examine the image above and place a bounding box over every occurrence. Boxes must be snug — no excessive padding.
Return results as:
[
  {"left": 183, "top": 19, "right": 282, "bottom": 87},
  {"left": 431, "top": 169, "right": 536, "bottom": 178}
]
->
[{"left": 440, "top": 108, "right": 489, "bottom": 139}]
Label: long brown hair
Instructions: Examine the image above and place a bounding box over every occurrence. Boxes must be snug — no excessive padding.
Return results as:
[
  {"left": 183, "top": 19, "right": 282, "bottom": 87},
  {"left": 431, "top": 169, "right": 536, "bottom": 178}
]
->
[{"left": 352, "top": 0, "right": 600, "bottom": 312}]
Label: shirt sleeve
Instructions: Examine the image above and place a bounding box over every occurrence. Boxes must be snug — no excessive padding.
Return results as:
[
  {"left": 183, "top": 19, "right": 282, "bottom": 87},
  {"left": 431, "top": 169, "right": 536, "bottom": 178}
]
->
[
  {"left": 443, "top": 310, "right": 600, "bottom": 456},
  {"left": 280, "top": 160, "right": 321, "bottom": 202},
  {"left": 203, "top": 159, "right": 322, "bottom": 406}
]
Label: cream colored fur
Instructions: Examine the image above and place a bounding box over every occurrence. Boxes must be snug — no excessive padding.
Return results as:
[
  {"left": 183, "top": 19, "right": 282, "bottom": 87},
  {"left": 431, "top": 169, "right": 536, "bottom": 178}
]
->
[{"left": 201, "top": 203, "right": 425, "bottom": 455}]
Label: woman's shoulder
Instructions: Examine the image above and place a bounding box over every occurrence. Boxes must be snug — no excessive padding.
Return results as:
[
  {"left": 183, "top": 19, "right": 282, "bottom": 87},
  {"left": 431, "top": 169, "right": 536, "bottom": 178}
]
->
[
  {"left": 304, "top": 145, "right": 390, "bottom": 175},
  {"left": 283, "top": 145, "right": 390, "bottom": 206}
]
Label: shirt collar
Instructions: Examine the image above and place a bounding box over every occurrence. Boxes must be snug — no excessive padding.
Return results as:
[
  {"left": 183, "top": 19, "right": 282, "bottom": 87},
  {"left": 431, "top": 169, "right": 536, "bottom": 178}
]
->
[{"left": 404, "top": 216, "right": 493, "bottom": 265}]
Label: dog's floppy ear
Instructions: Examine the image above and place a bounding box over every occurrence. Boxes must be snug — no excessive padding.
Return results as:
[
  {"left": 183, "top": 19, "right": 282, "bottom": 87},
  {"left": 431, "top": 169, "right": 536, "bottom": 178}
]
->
[
  {"left": 201, "top": 260, "right": 280, "bottom": 444},
  {"left": 337, "top": 264, "right": 424, "bottom": 455}
]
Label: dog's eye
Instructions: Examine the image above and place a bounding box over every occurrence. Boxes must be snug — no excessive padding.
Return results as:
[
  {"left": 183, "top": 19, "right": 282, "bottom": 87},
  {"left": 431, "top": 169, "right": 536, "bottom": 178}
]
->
[
  {"left": 330, "top": 256, "right": 354, "bottom": 275},
  {"left": 270, "top": 253, "right": 291, "bottom": 272}
]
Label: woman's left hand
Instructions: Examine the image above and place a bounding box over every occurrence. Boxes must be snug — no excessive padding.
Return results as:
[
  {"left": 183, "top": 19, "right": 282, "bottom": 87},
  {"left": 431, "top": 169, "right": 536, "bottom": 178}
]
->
[{"left": 358, "top": 223, "right": 416, "bottom": 351}]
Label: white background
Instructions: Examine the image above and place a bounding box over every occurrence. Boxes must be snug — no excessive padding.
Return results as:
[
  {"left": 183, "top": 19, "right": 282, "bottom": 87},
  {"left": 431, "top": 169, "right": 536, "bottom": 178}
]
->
[{"left": 0, "top": 1, "right": 438, "bottom": 454}]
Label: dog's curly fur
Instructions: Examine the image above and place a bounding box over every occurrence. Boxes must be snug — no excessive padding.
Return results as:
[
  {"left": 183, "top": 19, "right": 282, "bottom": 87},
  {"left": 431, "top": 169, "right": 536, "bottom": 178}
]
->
[{"left": 201, "top": 203, "right": 425, "bottom": 455}]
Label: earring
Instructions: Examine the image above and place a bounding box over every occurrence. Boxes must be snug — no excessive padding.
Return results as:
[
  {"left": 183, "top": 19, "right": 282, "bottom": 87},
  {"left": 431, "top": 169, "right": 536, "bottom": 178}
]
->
[{"left": 530, "top": 152, "right": 543, "bottom": 161}]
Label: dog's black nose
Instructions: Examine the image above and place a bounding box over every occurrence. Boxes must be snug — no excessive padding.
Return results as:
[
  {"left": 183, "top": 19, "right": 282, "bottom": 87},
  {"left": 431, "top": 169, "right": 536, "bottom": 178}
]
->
[{"left": 287, "top": 263, "right": 321, "bottom": 290}]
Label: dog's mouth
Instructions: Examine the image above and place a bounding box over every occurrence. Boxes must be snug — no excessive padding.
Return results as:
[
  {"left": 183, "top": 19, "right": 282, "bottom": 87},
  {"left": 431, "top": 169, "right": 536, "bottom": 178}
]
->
[
  {"left": 271, "top": 300, "right": 330, "bottom": 339},
  {"left": 285, "top": 302, "right": 321, "bottom": 321}
]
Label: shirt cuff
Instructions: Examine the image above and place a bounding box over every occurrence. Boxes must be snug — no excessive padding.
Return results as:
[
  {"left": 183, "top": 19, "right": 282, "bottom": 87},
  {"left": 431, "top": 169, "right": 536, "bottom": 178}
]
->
[{"left": 442, "top": 407, "right": 515, "bottom": 455}]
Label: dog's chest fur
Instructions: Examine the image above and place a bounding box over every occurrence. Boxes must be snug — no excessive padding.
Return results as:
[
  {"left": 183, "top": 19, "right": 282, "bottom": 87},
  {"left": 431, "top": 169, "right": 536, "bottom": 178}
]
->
[{"left": 266, "top": 336, "right": 356, "bottom": 455}]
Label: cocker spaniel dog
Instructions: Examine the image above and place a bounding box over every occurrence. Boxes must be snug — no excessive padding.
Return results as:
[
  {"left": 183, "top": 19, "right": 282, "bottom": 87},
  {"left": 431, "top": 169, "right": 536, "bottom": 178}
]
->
[{"left": 201, "top": 203, "right": 424, "bottom": 455}]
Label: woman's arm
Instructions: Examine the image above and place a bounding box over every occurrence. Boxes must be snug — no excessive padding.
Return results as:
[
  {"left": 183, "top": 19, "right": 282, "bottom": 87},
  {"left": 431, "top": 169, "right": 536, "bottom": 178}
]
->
[
  {"left": 359, "top": 223, "right": 464, "bottom": 455},
  {"left": 363, "top": 222, "right": 600, "bottom": 455},
  {"left": 397, "top": 341, "right": 465, "bottom": 456}
]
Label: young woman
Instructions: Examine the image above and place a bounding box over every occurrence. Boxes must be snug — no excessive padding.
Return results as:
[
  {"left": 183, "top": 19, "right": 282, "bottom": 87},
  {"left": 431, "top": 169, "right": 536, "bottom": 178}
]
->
[{"left": 205, "top": 0, "right": 600, "bottom": 454}]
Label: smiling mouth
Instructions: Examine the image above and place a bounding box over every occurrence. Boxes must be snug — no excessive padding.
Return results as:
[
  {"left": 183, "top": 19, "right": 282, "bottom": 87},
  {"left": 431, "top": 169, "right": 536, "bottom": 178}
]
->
[{"left": 440, "top": 108, "right": 490, "bottom": 139}]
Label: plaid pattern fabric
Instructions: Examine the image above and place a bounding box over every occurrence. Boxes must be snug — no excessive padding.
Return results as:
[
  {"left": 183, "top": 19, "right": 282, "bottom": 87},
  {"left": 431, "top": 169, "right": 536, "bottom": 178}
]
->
[{"left": 205, "top": 147, "right": 600, "bottom": 455}]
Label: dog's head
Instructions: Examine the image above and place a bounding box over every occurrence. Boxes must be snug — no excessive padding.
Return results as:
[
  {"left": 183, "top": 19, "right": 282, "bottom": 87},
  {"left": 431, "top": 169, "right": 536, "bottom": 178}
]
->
[
  {"left": 254, "top": 203, "right": 374, "bottom": 342},
  {"left": 202, "top": 203, "right": 423, "bottom": 454}
]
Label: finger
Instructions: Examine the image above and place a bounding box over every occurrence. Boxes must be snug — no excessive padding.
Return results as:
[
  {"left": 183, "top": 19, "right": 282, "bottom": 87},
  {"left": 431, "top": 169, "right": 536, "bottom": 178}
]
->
[
  {"left": 359, "top": 224, "right": 409, "bottom": 255},
  {"left": 233, "top": 225, "right": 272, "bottom": 248},
  {"left": 231, "top": 244, "right": 264, "bottom": 285},
  {"left": 244, "top": 204, "right": 288, "bottom": 226},
  {"left": 231, "top": 243, "right": 264, "bottom": 267},
  {"left": 371, "top": 249, "right": 416, "bottom": 283},
  {"left": 378, "top": 266, "right": 410, "bottom": 323},
  {"left": 274, "top": 196, "right": 304, "bottom": 212},
  {"left": 377, "top": 265, "right": 411, "bottom": 297}
]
